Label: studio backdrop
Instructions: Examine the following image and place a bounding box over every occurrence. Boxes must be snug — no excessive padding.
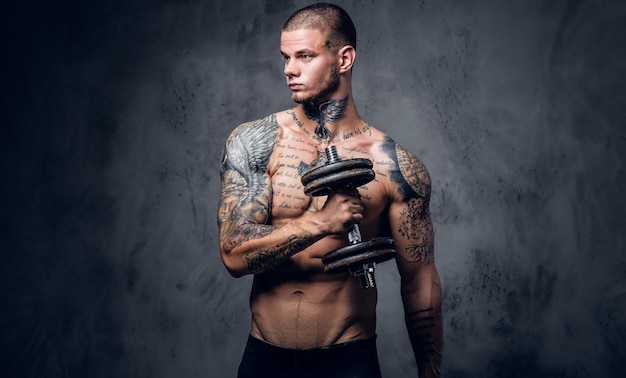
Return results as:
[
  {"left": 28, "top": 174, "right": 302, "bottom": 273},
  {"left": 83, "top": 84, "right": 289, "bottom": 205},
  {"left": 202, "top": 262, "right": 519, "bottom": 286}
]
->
[{"left": 1, "top": 0, "right": 625, "bottom": 377}]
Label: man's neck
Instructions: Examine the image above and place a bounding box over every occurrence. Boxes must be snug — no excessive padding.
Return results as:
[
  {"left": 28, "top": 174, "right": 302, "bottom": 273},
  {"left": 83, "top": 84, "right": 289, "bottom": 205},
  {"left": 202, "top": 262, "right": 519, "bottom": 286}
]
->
[{"left": 301, "top": 96, "right": 353, "bottom": 141}]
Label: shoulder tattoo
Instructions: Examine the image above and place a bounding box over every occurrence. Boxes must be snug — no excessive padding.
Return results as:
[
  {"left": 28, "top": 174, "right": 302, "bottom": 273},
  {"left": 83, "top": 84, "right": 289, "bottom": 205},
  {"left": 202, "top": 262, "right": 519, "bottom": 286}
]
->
[
  {"left": 220, "top": 114, "right": 279, "bottom": 206},
  {"left": 382, "top": 137, "right": 431, "bottom": 202},
  {"left": 396, "top": 144, "right": 431, "bottom": 200}
]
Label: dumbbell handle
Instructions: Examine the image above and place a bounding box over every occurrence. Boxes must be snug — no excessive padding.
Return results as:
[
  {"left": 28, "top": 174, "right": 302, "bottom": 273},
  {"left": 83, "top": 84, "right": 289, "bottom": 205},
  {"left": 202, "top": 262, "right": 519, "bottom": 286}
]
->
[
  {"left": 346, "top": 225, "right": 376, "bottom": 289},
  {"left": 349, "top": 262, "right": 376, "bottom": 289},
  {"left": 347, "top": 224, "right": 362, "bottom": 244}
]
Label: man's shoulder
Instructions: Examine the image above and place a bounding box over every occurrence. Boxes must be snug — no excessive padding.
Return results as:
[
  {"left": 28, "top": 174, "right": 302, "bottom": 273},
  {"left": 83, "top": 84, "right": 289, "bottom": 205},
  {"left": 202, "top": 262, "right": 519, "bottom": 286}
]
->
[
  {"left": 232, "top": 109, "right": 303, "bottom": 135},
  {"left": 375, "top": 134, "right": 425, "bottom": 167},
  {"left": 228, "top": 114, "right": 282, "bottom": 142},
  {"left": 234, "top": 113, "right": 279, "bottom": 132},
  {"left": 225, "top": 114, "right": 283, "bottom": 152},
  {"left": 374, "top": 134, "right": 431, "bottom": 200}
]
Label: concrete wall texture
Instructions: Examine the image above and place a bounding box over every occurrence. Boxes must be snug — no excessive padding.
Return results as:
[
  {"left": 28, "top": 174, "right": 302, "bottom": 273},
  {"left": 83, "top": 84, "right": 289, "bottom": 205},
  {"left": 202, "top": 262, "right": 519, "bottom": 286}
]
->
[{"left": 1, "top": 0, "right": 625, "bottom": 377}]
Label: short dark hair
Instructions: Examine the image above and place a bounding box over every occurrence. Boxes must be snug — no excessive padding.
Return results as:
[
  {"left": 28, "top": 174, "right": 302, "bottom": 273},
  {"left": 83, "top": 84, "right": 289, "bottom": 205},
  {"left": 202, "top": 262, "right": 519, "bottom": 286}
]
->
[{"left": 282, "top": 3, "right": 357, "bottom": 52}]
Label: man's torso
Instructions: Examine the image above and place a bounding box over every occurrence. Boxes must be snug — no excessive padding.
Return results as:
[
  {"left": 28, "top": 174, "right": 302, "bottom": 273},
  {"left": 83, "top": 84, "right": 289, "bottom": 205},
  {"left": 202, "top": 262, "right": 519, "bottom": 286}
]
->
[{"left": 249, "top": 110, "right": 399, "bottom": 349}]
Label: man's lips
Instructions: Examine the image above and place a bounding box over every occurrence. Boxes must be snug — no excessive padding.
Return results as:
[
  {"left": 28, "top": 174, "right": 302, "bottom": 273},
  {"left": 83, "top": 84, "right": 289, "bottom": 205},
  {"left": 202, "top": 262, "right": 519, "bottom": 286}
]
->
[{"left": 288, "top": 83, "right": 303, "bottom": 90}]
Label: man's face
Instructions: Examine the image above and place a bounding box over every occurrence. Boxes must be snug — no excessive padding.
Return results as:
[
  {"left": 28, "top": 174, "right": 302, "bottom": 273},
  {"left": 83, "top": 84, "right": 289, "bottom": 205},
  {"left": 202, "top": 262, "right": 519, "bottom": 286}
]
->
[{"left": 280, "top": 28, "right": 340, "bottom": 104}]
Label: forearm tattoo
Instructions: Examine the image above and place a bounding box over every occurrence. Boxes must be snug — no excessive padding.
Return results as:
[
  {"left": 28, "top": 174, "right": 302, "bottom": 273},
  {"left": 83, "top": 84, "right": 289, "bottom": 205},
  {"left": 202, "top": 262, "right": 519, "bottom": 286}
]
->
[
  {"left": 224, "top": 222, "right": 275, "bottom": 250},
  {"left": 245, "top": 234, "right": 316, "bottom": 273},
  {"left": 406, "top": 307, "right": 442, "bottom": 368},
  {"left": 302, "top": 96, "right": 348, "bottom": 140},
  {"left": 382, "top": 137, "right": 435, "bottom": 263}
]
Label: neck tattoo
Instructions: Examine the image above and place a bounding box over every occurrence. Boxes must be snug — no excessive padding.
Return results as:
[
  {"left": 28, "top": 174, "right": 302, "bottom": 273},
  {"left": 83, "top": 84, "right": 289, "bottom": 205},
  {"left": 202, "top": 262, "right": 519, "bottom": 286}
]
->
[{"left": 302, "top": 96, "right": 349, "bottom": 140}]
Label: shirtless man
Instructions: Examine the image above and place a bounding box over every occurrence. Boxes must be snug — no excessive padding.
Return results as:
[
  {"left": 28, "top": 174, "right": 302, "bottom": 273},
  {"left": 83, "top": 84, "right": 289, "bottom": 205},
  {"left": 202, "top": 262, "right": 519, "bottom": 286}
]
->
[{"left": 218, "top": 3, "right": 442, "bottom": 377}]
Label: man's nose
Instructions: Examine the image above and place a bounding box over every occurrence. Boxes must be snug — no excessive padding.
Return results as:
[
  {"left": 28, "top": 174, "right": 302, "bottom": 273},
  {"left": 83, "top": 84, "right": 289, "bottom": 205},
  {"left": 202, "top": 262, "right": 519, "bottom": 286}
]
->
[{"left": 284, "top": 59, "right": 299, "bottom": 77}]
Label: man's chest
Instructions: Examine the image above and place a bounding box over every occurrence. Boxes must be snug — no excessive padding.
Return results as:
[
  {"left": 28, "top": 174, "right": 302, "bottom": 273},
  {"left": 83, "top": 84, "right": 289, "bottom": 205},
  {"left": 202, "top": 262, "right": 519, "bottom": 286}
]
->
[
  {"left": 268, "top": 138, "right": 319, "bottom": 219},
  {"left": 267, "top": 137, "right": 390, "bottom": 222}
]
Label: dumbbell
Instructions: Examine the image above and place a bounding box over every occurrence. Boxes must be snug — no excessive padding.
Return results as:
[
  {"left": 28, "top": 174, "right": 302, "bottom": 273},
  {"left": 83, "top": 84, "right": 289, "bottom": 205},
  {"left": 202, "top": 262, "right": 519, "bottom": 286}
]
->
[{"left": 301, "top": 145, "right": 396, "bottom": 289}]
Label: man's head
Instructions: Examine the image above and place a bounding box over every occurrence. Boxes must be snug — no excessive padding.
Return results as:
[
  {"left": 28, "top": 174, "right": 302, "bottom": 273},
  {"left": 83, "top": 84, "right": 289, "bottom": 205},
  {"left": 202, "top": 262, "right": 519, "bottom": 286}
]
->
[
  {"left": 282, "top": 3, "right": 357, "bottom": 54},
  {"left": 281, "top": 3, "right": 357, "bottom": 105}
]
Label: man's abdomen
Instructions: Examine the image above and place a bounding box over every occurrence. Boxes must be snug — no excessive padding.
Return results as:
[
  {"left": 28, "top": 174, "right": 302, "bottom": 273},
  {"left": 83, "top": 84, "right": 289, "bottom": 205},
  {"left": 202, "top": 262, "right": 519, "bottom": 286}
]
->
[{"left": 248, "top": 271, "right": 377, "bottom": 349}]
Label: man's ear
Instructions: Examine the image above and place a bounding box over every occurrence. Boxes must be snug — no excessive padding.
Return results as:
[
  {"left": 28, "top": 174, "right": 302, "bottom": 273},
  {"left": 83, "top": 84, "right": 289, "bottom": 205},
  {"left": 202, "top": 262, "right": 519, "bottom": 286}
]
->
[{"left": 337, "top": 45, "right": 356, "bottom": 73}]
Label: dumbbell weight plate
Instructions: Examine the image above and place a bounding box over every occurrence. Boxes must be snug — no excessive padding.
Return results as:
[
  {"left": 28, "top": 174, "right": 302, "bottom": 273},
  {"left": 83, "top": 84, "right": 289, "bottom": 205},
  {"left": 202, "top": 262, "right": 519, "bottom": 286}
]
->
[
  {"left": 303, "top": 168, "right": 375, "bottom": 196},
  {"left": 301, "top": 158, "right": 374, "bottom": 197},
  {"left": 322, "top": 237, "right": 396, "bottom": 274}
]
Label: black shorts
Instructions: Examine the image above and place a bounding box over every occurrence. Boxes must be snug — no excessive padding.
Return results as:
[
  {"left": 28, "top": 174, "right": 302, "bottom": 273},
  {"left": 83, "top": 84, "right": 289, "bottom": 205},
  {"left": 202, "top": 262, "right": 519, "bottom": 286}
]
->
[{"left": 237, "top": 334, "right": 382, "bottom": 378}]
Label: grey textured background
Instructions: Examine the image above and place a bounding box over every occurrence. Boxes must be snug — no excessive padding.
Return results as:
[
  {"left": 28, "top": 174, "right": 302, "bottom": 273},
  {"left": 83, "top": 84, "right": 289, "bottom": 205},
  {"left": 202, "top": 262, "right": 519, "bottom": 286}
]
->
[{"left": 2, "top": 0, "right": 625, "bottom": 377}]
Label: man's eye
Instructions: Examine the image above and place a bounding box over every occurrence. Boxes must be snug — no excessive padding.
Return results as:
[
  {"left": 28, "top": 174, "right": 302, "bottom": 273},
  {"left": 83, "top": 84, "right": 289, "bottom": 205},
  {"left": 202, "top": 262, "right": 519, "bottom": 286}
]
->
[{"left": 301, "top": 55, "right": 312, "bottom": 60}]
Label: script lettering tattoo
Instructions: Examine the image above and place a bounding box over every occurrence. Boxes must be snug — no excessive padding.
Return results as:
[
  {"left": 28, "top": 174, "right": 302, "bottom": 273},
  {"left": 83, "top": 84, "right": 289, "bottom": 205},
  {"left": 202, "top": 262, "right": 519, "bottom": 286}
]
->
[
  {"left": 302, "top": 96, "right": 348, "bottom": 140},
  {"left": 381, "top": 137, "right": 434, "bottom": 263},
  {"left": 341, "top": 122, "right": 373, "bottom": 140},
  {"left": 406, "top": 307, "right": 441, "bottom": 369}
]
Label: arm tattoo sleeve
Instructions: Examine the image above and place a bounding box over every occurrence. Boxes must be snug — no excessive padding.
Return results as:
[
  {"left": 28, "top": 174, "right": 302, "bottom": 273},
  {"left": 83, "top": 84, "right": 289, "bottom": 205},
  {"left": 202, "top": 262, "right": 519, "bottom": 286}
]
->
[
  {"left": 219, "top": 115, "right": 318, "bottom": 272},
  {"left": 399, "top": 198, "right": 435, "bottom": 264},
  {"left": 219, "top": 116, "right": 278, "bottom": 250},
  {"left": 220, "top": 115, "right": 278, "bottom": 210},
  {"left": 382, "top": 137, "right": 435, "bottom": 264}
]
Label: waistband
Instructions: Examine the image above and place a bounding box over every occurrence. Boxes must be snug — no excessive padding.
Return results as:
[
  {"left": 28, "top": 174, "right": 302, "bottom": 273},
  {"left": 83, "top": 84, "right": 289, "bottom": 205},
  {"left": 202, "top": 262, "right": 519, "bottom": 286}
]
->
[
  {"left": 247, "top": 333, "right": 378, "bottom": 356},
  {"left": 239, "top": 333, "right": 382, "bottom": 378}
]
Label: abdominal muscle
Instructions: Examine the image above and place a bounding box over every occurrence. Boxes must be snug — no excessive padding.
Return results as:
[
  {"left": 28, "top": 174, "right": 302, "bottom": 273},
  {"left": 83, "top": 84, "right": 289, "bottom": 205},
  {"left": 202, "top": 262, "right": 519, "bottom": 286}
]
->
[{"left": 248, "top": 237, "right": 378, "bottom": 349}]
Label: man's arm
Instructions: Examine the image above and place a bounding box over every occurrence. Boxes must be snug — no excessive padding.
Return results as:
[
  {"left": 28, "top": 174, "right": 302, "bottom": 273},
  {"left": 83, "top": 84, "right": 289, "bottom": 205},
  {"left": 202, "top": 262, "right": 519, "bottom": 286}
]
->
[
  {"left": 217, "top": 115, "right": 361, "bottom": 277},
  {"left": 386, "top": 142, "right": 443, "bottom": 377},
  {"left": 218, "top": 116, "right": 323, "bottom": 277}
]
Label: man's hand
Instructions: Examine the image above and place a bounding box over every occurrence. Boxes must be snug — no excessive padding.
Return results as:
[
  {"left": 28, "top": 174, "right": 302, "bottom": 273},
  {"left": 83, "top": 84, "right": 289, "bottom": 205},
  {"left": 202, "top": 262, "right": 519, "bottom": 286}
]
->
[{"left": 318, "top": 187, "right": 364, "bottom": 234}]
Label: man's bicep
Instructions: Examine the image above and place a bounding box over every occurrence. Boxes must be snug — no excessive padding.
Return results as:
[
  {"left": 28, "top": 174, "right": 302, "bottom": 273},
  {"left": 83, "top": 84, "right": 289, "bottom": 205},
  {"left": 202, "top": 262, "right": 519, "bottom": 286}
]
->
[
  {"left": 218, "top": 117, "right": 278, "bottom": 230},
  {"left": 218, "top": 168, "right": 273, "bottom": 244},
  {"left": 389, "top": 198, "right": 435, "bottom": 266},
  {"left": 218, "top": 169, "right": 248, "bottom": 229},
  {"left": 385, "top": 143, "right": 435, "bottom": 265}
]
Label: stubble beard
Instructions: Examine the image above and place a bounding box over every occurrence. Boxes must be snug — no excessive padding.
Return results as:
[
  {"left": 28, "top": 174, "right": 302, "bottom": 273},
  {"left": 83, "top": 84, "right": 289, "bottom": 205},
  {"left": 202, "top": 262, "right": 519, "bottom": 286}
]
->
[{"left": 292, "top": 66, "right": 340, "bottom": 107}]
